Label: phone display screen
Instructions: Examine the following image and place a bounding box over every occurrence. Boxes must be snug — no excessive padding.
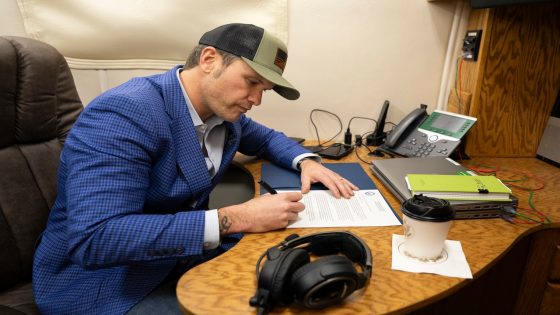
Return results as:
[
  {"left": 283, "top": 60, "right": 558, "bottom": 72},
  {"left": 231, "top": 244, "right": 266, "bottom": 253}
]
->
[
  {"left": 420, "top": 111, "right": 476, "bottom": 139},
  {"left": 430, "top": 115, "right": 466, "bottom": 133}
]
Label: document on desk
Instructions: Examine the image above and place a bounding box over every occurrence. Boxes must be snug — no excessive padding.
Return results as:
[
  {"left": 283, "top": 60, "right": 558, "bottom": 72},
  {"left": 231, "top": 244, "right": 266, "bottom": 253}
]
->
[
  {"left": 283, "top": 189, "right": 401, "bottom": 228},
  {"left": 261, "top": 162, "right": 402, "bottom": 227}
]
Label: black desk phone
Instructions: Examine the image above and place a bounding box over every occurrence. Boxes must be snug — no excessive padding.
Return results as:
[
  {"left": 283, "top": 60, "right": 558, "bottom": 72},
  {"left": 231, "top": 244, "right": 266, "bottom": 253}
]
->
[{"left": 379, "top": 106, "right": 477, "bottom": 157}]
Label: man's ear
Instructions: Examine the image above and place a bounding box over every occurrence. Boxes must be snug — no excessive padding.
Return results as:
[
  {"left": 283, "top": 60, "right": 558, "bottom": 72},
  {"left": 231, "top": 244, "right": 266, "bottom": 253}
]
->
[{"left": 199, "top": 47, "right": 219, "bottom": 73}]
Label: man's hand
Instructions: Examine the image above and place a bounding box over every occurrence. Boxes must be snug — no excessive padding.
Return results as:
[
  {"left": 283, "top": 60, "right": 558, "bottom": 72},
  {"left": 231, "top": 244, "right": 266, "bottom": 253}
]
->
[
  {"left": 217, "top": 192, "right": 304, "bottom": 235},
  {"left": 299, "top": 159, "right": 359, "bottom": 199}
]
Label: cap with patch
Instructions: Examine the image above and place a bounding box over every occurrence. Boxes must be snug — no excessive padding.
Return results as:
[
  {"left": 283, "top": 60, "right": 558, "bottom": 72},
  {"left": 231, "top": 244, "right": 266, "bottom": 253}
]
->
[{"left": 199, "top": 23, "right": 300, "bottom": 100}]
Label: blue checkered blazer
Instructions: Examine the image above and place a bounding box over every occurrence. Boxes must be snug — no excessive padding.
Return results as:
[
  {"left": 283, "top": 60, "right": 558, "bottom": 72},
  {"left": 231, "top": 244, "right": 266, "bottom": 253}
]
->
[{"left": 32, "top": 66, "right": 308, "bottom": 314}]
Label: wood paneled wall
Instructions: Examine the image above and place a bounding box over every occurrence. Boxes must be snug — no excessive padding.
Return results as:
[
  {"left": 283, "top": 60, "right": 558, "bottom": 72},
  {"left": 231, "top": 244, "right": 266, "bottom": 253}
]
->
[{"left": 450, "top": 3, "right": 560, "bottom": 157}]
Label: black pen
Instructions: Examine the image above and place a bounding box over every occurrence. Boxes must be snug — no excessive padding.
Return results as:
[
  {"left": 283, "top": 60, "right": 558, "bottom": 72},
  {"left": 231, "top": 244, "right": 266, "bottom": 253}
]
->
[{"left": 258, "top": 180, "right": 277, "bottom": 194}]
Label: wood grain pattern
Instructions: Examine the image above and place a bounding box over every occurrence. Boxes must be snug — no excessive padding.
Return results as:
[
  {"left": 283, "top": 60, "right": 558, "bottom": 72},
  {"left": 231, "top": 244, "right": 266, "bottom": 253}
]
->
[
  {"left": 514, "top": 229, "right": 560, "bottom": 313},
  {"left": 177, "top": 147, "right": 560, "bottom": 314},
  {"left": 540, "top": 282, "right": 560, "bottom": 315},
  {"left": 463, "top": 3, "right": 560, "bottom": 157},
  {"left": 447, "top": 89, "right": 472, "bottom": 115}
]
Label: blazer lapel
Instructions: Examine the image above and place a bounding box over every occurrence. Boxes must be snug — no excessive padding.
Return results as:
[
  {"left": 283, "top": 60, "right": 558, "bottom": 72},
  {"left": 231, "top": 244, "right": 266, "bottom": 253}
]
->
[
  {"left": 196, "top": 122, "right": 241, "bottom": 208},
  {"left": 161, "top": 67, "right": 212, "bottom": 196},
  {"left": 218, "top": 122, "right": 241, "bottom": 175},
  {"left": 205, "top": 122, "right": 239, "bottom": 183}
]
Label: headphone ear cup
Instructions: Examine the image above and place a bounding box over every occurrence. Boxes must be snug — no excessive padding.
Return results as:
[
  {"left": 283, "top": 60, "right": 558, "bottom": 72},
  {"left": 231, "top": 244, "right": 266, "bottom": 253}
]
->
[
  {"left": 290, "top": 255, "right": 360, "bottom": 309},
  {"left": 258, "top": 248, "right": 310, "bottom": 306}
]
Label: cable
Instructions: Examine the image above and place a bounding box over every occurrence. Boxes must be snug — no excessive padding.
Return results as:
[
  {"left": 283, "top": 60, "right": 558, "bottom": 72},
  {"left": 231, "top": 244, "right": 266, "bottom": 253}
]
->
[
  {"left": 346, "top": 116, "right": 377, "bottom": 131},
  {"left": 309, "top": 109, "right": 343, "bottom": 147},
  {"left": 345, "top": 116, "right": 378, "bottom": 146},
  {"left": 361, "top": 130, "right": 374, "bottom": 139},
  {"left": 501, "top": 168, "right": 545, "bottom": 191},
  {"left": 353, "top": 143, "right": 372, "bottom": 163},
  {"left": 527, "top": 192, "right": 551, "bottom": 223},
  {"left": 465, "top": 163, "right": 500, "bottom": 174},
  {"left": 468, "top": 162, "right": 552, "bottom": 225},
  {"left": 454, "top": 57, "right": 464, "bottom": 113}
]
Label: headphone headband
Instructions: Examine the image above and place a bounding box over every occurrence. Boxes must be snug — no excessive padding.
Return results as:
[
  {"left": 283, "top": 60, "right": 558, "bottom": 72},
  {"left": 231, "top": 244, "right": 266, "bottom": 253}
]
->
[{"left": 280, "top": 231, "right": 372, "bottom": 279}]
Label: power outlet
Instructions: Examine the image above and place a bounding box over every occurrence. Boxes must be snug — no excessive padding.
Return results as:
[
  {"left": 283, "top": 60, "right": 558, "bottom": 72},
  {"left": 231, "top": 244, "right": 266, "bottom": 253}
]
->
[{"left": 461, "top": 30, "right": 482, "bottom": 61}]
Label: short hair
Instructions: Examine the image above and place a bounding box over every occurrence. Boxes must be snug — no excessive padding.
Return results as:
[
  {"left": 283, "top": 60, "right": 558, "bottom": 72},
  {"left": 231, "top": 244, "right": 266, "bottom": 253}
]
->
[{"left": 184, "top": 44, "right": 240, "bottom": 70}]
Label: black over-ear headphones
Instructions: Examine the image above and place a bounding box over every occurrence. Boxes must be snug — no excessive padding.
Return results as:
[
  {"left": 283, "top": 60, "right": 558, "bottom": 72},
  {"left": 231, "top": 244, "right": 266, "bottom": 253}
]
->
[{"left": 249, "top": 231, "right": 372, "bottom": 314}]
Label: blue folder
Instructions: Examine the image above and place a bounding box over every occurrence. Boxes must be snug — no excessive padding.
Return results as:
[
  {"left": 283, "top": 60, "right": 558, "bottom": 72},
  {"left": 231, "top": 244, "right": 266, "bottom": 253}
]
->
[{"left": 260, "top": 162, "right": 377, "bottom": 194}]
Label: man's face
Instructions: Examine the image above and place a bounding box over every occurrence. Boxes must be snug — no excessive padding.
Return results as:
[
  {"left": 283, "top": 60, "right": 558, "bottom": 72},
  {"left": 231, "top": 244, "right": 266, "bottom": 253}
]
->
[{"left": 200, "top": 57, "right": 274, "bottom": 122}]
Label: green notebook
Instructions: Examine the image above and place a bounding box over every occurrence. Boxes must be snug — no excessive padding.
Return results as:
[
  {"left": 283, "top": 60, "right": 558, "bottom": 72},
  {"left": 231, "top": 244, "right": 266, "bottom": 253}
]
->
[{"left": 406, "top": 174, "right": 512, "bottom": 201}]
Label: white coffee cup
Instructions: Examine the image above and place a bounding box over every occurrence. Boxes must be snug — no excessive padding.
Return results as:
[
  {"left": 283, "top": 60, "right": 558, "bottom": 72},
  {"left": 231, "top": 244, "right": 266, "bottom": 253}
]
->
[{"left": 401, "top": 195, "right": 454, "bottom": 262}]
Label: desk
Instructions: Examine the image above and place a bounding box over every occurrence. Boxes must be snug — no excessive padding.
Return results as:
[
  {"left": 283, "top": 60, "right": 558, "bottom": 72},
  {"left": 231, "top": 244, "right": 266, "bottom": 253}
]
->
[{"left": 177, "top": 147, "right": 560, "bottom": 314}]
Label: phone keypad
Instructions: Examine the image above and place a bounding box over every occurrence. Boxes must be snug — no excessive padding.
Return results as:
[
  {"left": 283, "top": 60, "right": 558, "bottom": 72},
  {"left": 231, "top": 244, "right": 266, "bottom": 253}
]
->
[
  {"left": 393, "top": 129, "right": 461, "bottom": 158},
  {"left": 400, "top": 139, "right": 457, "bottom": 157}
]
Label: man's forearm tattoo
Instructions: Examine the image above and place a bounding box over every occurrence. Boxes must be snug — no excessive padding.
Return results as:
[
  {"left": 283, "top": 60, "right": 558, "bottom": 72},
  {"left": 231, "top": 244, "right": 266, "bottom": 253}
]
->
[{"left": 220, "top": 215, "right": 232, "bottom": 234}]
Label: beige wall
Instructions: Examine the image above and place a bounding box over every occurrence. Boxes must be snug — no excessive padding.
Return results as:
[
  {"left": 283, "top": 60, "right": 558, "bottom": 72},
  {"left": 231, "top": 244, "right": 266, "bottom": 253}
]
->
[{"left": 1, "top": 0, "right": 465, "bottom": 142}]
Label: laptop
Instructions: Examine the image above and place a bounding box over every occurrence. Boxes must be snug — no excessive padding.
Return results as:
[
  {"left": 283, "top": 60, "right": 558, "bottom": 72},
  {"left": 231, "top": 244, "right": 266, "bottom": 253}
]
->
[{"left": 370, "top": 156, "right": 517, "bottom": 219}]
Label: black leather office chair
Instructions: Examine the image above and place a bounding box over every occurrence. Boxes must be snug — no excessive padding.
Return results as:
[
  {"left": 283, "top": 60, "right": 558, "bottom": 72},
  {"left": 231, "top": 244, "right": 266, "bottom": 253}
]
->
[
  {"left": 208, "top": 161, "right": 255, "bottom": 209},
  {"left": 0, "top": 36, "right": 83, "bottom": 314}
]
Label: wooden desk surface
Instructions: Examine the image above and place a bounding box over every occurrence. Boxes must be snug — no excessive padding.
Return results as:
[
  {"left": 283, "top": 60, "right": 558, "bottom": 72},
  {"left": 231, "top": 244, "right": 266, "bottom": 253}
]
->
[{"left": 177, "top": 147, "right": 560, "bottom": 314}]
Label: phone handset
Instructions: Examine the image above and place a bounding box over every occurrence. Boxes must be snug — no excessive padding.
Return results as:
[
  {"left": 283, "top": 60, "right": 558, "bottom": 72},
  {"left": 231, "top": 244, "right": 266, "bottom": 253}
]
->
[{"left": 385, "top": 107, "right": 428, "bottom": 148}]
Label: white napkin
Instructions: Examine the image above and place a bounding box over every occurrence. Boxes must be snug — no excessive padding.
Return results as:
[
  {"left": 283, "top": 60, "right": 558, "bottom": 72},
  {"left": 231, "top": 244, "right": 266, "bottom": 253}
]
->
[{"left": 391, "top": 234, "right": 473, "bottom": 279}]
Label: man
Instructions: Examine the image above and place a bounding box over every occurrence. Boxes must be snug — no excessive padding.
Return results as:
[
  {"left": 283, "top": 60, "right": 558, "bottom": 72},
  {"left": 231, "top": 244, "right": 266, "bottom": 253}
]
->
[{"left": 33, "top": 23, "right": 358, "bottom": 314}]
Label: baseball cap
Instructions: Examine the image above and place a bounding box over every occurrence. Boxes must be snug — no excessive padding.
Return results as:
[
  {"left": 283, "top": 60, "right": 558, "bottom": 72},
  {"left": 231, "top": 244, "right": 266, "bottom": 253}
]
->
[{"left": 199, "top": 23, "right": 300, "bottom": 100}]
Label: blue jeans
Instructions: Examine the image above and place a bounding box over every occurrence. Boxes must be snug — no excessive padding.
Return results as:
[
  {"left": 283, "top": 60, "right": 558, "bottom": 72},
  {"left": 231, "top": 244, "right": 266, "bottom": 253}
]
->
[
  {"left": 126, "top": 275, "right": 183, "bottom": 315},
  {"left": 127, "top": 248, "right": 224, "bottom": 314}
]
